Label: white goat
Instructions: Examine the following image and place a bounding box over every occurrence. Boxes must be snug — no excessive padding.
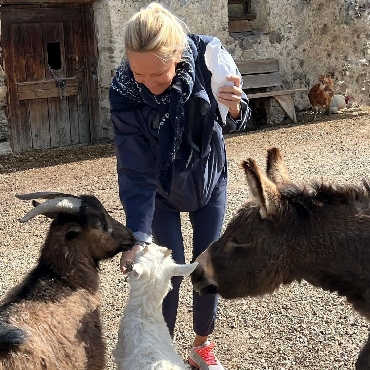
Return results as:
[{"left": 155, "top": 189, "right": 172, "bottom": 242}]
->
[
  {"left": 0, "top": 192, "right": 135, "bottom": 370},
  {"left": 113, "top": 243, "right": 197, "bottom": 370}
]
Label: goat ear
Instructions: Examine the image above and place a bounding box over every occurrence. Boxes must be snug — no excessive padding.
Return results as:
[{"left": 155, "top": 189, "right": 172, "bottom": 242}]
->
[
  {"left": 266, "top": 147, "right": 291, "bottom": 185},
  {"left": 173, "top": 262, "right": 198, "bottom": 277},
  {"left": 163, "top": 248, "right": 172, "bottom": 258},
  {"left": 132, "top": 264, "right": 144, "bottom": 278},
  {"left": 65, "top": 224, "right": 83, "bottom": 240},
  {"left": 242, "top": 158, "right": 281, "bottom": 219}
]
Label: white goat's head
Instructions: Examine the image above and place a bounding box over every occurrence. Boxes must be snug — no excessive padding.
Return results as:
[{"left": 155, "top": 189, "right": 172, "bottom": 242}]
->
[{"left": 129, "top": 244, "right": 198, "bottom": 301}]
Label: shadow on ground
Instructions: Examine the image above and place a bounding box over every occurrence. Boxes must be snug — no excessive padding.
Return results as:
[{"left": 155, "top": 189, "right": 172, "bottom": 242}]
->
[
  {"left": 0, "top": 142, "right": 116, "bottom": 174},
  {"left": 1, "top": 107, "right": 368, "bottom": 174}
]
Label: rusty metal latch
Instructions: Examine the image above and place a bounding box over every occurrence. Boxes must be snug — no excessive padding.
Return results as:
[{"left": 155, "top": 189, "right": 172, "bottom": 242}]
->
[{"left": 56, "top": 79, "right": 66, "bottom": 90}]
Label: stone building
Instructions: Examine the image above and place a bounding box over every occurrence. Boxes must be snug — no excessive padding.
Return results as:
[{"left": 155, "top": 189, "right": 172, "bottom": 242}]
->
[{"left": 0, "top": 0, "right": 369, "bottom": 154}]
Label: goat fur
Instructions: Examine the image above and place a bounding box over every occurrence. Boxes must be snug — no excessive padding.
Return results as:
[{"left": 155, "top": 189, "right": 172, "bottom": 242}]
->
[
  {"left": 113, "top": 244, "right": 197, "bottom": 370},
  {"left": 0, "top": 192, "right": 135, "bottom": 370}
]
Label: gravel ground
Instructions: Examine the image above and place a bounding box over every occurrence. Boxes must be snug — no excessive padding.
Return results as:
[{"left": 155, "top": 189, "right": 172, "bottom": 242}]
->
[{"left": 0, "top": 106, "right": 369, "bottom": 370}]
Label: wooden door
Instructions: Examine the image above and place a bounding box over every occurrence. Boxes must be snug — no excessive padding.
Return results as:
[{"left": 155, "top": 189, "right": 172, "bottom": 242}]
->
[{"left": 1, "top": 6, "right": 99, "bottom": 152}]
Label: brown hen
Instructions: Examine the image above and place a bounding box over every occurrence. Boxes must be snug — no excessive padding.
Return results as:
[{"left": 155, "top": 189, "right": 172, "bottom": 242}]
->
[{"left": 308, "top": 75, "right": 334, "bottom": 120}]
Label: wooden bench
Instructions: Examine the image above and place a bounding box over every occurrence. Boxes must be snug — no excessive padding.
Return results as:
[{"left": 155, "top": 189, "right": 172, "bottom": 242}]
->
[{"left": 237, "top": 59, "right": 307, "bottom": 124}]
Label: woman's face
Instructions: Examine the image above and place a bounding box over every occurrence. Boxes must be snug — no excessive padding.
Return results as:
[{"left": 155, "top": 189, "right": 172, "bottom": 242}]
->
[{"left": 127, "top": 50, "right": 180, "bottom": 95}]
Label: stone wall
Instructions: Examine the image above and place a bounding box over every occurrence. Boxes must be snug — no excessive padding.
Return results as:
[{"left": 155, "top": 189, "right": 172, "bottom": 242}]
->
[
  {"left": 232, "top": 0, "right": 370, "bottom": 110},
  {"left": 0, "top": 1, "right": 369, "bottom": 152},
  {"left": 94, "top": 0, "right": 238, "bottom": 134},
  {"left": 95, "top": 0, "right": 370, "bottom": 131}
]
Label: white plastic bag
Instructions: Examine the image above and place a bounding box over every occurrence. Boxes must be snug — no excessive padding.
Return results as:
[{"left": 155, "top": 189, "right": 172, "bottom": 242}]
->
[{"left": 205, "top": 37, "right": 238, "bottom": 123}]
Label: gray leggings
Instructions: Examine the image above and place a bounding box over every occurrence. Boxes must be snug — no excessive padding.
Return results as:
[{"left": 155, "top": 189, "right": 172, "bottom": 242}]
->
[{"left": 152, "top": 177, "right": 227, "bottom": 337}]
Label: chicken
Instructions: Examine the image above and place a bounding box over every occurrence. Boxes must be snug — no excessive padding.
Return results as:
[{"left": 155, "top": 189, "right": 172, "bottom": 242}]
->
[
  {"left": 308, "top": 75, "right": 334, "bottom": 120},
  {"left": 330, "top": 94, "right": 349, "bottom": 113}
]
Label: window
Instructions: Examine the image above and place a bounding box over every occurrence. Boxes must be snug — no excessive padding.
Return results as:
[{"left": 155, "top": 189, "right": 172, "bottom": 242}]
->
[
  {"left": 228, "top": 0, "right": 256, "bottom": 33},
  {"left": 47, "top": 42, "right": 62, "bottom": 70}
]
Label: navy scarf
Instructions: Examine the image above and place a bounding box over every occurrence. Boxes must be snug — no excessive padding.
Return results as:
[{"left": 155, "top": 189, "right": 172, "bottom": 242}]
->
[{"left": 111, "top": 37, "right": 198, "bottom": 194}]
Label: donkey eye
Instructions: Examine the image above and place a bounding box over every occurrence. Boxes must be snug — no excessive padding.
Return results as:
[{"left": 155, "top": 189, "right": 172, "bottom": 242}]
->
[{"left": 230, "top": 238, "right": 243, "bottom": 247}]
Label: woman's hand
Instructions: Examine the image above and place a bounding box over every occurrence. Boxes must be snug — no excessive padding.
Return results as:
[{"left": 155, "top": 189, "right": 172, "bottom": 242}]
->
[
  {"left": 217, "top": 75, "right": 243, "bottom": 120},
  {"left": 120, "top": 244, "right": 143, "bottom": 274}
]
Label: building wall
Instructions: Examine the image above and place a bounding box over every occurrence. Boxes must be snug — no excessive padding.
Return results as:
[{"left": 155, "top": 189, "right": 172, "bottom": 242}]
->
[
  {"left": 236, "top": 0, "right": 370, "bottom": 109},
  {"left": 94, "top": 0, "right": 369, "bottom": 133},
  {"left": 94, "top": 0, "right": 238, "bottom": 134},
  {"left": 0, "top": 0, "right": 369, "bottom": 151}
]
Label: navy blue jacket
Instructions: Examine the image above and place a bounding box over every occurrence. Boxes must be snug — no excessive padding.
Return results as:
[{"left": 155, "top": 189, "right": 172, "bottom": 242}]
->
[{"left": 110, "top": 34, "right": 250, "bottom": 244}]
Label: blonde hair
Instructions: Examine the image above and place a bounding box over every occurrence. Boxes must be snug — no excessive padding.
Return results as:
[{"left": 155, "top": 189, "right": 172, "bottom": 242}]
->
[{"left": 124, "top": 2, "right": 188, "bottom": 60}]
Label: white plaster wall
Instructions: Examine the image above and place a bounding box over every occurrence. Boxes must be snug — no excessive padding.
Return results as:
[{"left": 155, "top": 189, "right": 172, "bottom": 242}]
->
[{"left": 93, "top": 0, "right": 238, "bottom": 134}]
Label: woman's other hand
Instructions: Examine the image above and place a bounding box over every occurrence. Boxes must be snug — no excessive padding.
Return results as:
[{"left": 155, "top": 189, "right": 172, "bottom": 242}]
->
[
  {"left": 217, "top": 75, "right": 242, "bottom": 120},
  {"left": 120, "top": 244, "right": 143, "bottom": 274}
]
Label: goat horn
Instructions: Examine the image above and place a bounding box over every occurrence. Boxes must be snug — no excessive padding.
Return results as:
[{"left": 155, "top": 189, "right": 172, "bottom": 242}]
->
[
  {"left": 19, "top": 197, "right": 82, "bottom": 223},
  {"left": 16, "top": 191, "right": 74, "bottom": 200}
]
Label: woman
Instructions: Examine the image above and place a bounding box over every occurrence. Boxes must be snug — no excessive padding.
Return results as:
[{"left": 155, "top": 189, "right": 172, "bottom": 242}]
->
[{"left": 110, "top": 3, "right": 250, "bottom": 369}]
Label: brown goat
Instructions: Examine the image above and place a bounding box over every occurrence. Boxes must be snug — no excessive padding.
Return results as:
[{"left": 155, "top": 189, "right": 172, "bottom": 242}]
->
[
  {"left": 0, "top": 192, "right": 135, "bottom": 370},
  {"left": 192, "top": 148, "right": 370, "bottom": 369}
]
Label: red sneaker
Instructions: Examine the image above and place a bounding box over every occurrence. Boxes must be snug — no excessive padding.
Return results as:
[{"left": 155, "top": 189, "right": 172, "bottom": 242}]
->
[{"left": 188, "top": 341, "right": 225, "bottom": 370}]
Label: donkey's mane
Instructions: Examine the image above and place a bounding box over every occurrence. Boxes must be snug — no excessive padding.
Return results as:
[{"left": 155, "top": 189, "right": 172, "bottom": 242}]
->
[{"left": 280, "top": 179, "right": 370, "bottom": 211}]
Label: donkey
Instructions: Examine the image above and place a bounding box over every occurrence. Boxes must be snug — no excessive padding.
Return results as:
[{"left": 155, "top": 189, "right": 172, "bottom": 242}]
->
[{"left": 191, "top": 147, "right": 370, "bottom": 369}]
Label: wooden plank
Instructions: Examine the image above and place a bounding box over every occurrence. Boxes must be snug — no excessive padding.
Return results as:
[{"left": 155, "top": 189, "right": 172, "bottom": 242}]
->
[
  {"left": 228, "top": 20, "right": 252, "bottom": 33},
  {"left": 17, "top": 79, "right": 78, "bottom": 100},
  {"left": 0, "top": 8, "right": 82, "bottom": 23},
  {"left": 242, "top": 72, "right": 282, "bottom": 89},
  {"left": 82, "top": 4, "right": 100, "bottom": 142},
  {"left": 43, "top": 21, "right": 71, "bottom": 148},
  {"left": 1, "top": 19, "right": 20, "bottom": 151},
  {"left": 229, "top": 14, "right": 256, "bottom": 21},
  {"left": 273, "top": 94, "right": 297, "bottom": 123},
  {"left": 12, "top": 23, "right": 32, "bottom": 151},
  {"left": 72, "top": 16, "right": 90, "bottom": 144},
  {"left": 237, "top": 59, "right": 279, "bottom": 75},
  {"left": 29, "top": 99, "right": 51, "bottom": 149},
  {"left": 247, "top": 88, "right": 307, "bottom": 99},
  {"left": 64, "top": 19, "right": 79, "bottom": 145},
  {"left": 22, "top": 22, "right": 50, "bottom": 149}
]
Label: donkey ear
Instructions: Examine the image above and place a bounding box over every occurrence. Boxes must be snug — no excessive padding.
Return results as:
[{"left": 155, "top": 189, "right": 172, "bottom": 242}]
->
[
  {"left": 173, "top": 262, "right": 198, "bottom": 277},
  {"left": 242, "top": 158, "right": 281, "bottom": 219},
  {"left": 266, "top": 147, "right": 291, "bottom": 185}
]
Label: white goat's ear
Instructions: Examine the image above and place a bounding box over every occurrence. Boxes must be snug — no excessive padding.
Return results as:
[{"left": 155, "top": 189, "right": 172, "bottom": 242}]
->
[
  {"left": 163, "top": 248, "right": 172, "bottom": 258},
  {"left": 132, "top": 264, "right": 144, "bottom": 278},
  {"left": 173, "top": 262, "right": 198, "bottom": 277},
  {"left": 242, "top": 158, "right": 281, "bottom": 219}
]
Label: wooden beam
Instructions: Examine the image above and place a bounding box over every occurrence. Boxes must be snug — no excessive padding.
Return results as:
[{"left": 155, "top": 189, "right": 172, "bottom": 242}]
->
[
  {"left": 0, "top": 8, "right": 82, "bottom": 23},
  {"left": 242, "top": 72, "right": 282, "bottom": 89},
  {"left": 228, "top": 20, "right": 253, "bottom": 32},
  {"left": 229, "top": 14, "right": 256, "bottom": 21},
  {"left": 17, "top": 79, "right": 78, "bottom": 100},
  {"left": 247, "top": 88, "right": 307, "bottom": 99},
  {"left": 237, "top": 59, "right": 279, "bottom": 75},
  {"left": 273, "top": 94, "right": 297, "bottom": 123}
]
